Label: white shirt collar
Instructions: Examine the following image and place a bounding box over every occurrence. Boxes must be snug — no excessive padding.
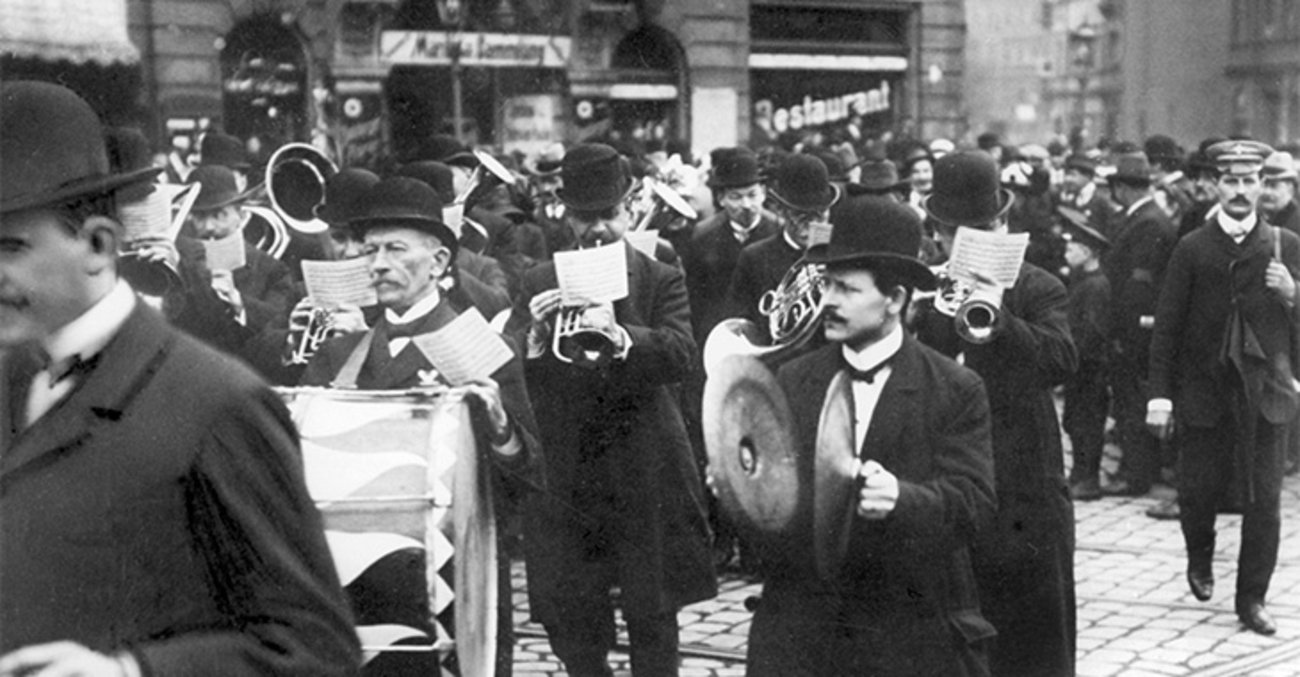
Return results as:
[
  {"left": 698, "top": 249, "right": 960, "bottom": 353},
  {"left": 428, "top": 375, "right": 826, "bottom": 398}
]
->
[
  {"left": 1217, "top": 209, "right": 1259, "bottom": 242},
  {"left": 1125, "top": 194, "right": 1155, "bottom": 217},
  {"left": 841, "top": 322, "right": 904, "bottom": 372},
  {"left": 42, "top": 280, "right": 136, "bottom": 364},
  {"left": 385, "top": 287, "right": 442, "bottom": 325}
]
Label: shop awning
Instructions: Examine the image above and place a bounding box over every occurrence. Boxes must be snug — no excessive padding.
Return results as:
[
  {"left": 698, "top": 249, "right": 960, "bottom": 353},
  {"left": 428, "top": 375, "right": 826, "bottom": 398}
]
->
[{"left": 0, "top": 0, "right": 139, "bottom": 65}]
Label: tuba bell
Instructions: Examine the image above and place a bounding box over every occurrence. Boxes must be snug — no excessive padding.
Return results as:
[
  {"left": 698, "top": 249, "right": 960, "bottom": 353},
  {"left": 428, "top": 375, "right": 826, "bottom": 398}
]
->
[
  {"left": 266, "top": 142, "right": 336, "bottom": 237},
  {"left": 702, "top": 260, "right": 826, "bottom": 376}
]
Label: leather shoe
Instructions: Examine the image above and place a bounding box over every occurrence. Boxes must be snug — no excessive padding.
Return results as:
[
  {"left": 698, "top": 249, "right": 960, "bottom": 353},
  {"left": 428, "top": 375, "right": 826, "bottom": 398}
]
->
[
  {"left": 1070, "top": 479, "right": 1102, "bottom": 501},
  {"left": 1101, "top": 479, "right": 1150, "bottom": 497},
  {"left": 1187, "top": 561, "right": 1213, "bottom": 602},
  {"left": 1238, "top": 602, "right": 1277, "bottom": 635},
  {"left": 1146, "top": 497, "right": 1180, "bottom": 520}
]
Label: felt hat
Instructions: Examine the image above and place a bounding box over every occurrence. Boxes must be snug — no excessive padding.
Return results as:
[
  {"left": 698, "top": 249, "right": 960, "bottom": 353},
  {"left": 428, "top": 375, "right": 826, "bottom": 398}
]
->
[
  {"left": 768, "top": 153, "right": 840, "bottom": 212},
  {"left": 809, "top": 148, "right": 850, "bottom": 183},
  {"left": 922, "top": 151, "right": 1015, "bottom": 228},
  {"left": 1263, "top": 151, "right": 1298, "bottom": 182},
  {"left": 707, "top": 147, "right": 763, "bottom": 189},
  {"left": 853, "top": 157, "right": 904, "bottom": 194},
  {"left": 524, "top": 142, "right": 566, "bottom": 177},
  {"left": 1143, "top": 134, "right": 1182, "bottom": 164},
  {"left": 187, "top": 165, "right": 248, "bottom": 211},
  {"left": 199, "top": 132, "right": 250, "bottom": 170},
  {"left": 395, "top": 160, "right": 457, "bottom": 204},
  {"left": 555, "top": 143, "right": 636, "bottom": 212},
  {"left": 1, "top": 81, "right": 160, "bottom": 215},
  {"left": 1107, "top": 152, "right": 1154, "bottom": 187},
  {"left": 349, "top": 176, "right": 458, "bottom": 257},
  {"left": 803, "top": 194, "right": 935, "bottom": 290},
  {"left": 315, "top": 168, "right": 381, "bottom": 225},
  {"left": 1057, "top": 205, "right": 1110, "bottom": 252}
]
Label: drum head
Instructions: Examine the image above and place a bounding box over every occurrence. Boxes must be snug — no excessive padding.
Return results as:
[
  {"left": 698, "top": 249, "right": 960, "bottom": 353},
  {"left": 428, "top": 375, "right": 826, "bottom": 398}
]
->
[
  {"left": 813, "top": 371, "right": 861, "bottom": 580},
  {"left": 702, "top": 354, "right": 802, "bottom": 536},
  {"left": 451, "top": 401, "right": 498, "bottom": 677}
]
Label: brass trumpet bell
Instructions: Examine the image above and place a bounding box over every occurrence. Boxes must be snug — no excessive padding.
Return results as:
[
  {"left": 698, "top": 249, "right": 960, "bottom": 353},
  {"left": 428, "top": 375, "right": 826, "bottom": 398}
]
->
[{"left": 552, "top": 305, "right": 620, "bottom": 369}]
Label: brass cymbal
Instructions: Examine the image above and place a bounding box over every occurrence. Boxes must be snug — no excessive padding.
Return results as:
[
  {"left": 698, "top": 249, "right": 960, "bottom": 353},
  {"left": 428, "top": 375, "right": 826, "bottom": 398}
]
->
[
  {"left": 702, "top": 353, "right": 802, "bottom": 536},
  {"left": 813, "top": 370, "right": 861, "bottom": 580}
]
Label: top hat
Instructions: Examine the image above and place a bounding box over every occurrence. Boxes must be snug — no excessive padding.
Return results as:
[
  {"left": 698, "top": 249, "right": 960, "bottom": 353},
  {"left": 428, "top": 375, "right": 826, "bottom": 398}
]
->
[
  {"left": 556, "top": 143, "right": 636, "bottom": 212},
  {"left": 315, "top": 168, "right": 381, "bottom": 225},
  {"left": 707, "top": 147, "right": 763, "bottom": 189},
  {"left": 1263, "top": 151, "right": 1298, "bottom": 182},
  {"left": 769, "top": 153, "right": 840, "bottom": 212},
  {"left": 524, "top": 142, "right": 566, "bottom": 177},
  {"left": 803, "top": 194, "right": 935, "bottom": 290},
  {"left": 922, "top": 151, "right": 1015, "bottom": 228},
  {"left": 1208, "top": 139, "right": 1274, "bottom": 175},
  {"left": 1064, "top": 154, "right": 1097, "bottom": 175},
  {"left": 1057, "top": 205, "right": 1110, "bottom": 252},
  {"left": 199, "top": 132, "right": 250, "bottom": 170},
  {"left": 396, "top": 161, "right": 457, "bottom": 203},
  {"left": 1107, "top": 152, "right": 1154, "bottom": 187},
  {"left": 187, "top": 165, "right": 248, "bottom": 211},
  {"left": 350, "top": 177, "right": 458, "bottom": 255},
  {"left": 1, "top": 82, "right": 160, "bottom": 215}
]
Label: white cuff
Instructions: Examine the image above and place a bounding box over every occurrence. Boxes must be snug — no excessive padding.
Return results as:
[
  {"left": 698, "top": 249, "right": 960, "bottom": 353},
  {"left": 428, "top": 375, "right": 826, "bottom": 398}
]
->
[{"left": 1147, "top": 398, "right": 1173, "bottom": 414}]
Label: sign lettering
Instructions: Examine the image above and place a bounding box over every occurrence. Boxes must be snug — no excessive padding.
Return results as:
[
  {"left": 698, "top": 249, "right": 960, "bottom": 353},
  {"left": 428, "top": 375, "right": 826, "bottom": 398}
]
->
[
  {"left": 753, "top": 80, "right": 891, "bottom": 135},
  {"left": 381, "top": 31, "right": 572, "bottom": 68}
]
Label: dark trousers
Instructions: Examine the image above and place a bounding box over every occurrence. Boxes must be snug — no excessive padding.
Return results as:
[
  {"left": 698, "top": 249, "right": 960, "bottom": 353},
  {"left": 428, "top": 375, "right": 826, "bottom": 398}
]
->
[
  {"left": 544, "top": 595, "right": 680, "bottom": 676},
  {"left": 1065, "top": 360, "right": 1110, "bottom": 484},
  {"left": 1178, "top": 417, "right": 1285, "bottom": 607},
  {"left": 1111, "top": 346, "right": 1161, "bottom": 487}
]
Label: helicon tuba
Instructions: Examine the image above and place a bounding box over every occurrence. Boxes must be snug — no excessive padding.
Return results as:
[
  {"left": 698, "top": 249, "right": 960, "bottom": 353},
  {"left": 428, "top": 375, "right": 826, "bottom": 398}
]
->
[{"left": 702, "top": 260, "right": 826, "bottom": 377}]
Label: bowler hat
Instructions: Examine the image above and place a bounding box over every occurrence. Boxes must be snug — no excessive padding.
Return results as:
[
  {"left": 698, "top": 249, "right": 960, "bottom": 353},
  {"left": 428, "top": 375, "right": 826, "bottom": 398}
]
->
[
  {"left": 1263, "top": 151, "right": 1298, "bottom": 182},
  {"left": 556, "top": 143, "right": 636, "bottom": 212},
  {"left": 1107, "top": 152, "right": 1154, "bottom": 187},
  {"left": 769, "top": 154, "right": 840, "bottom": 212},
  {"left": 1057, "top": 206, "right": 1110, "bottom": 252},
  {"left": 809, "top": 149, "right": 848, "bottom": 183},
  {"left": 315, "top": 168, "right": 381, "bottom": 225},
  {"left": 187, "top": 165, "right": 248, "bottom": 211},
  {"left": 104, "top": 126, "right": 162, "bottom": 204},
  {"left": 853, "top": 157, "right": 904, "bottom": 194},
  {"left": 1, "top": 81, "right": 160, "bottom": 215},
  {"left": 1143, "top": 134, "right": 1182, "bottom": 163},
  {"left": 396, "top": 161, "right": 457, "bottom": 203},
  {"left": 922, "top": 151, "right": 1015, "bottom": 228},
  {"left": 707, "top": 147, "right": 763, "bottom": 189},
  {"left": 350, "top": 177, "right": 458, "bottom": 256},
  {"left": 524, "top": 142, "right": 566, "bottom": 177},
  {"left": 803, "top": 195, "right": 935, "bottom": 290},
  {"left": 199, "top": 132, "right": 250, "bottom": 170}
]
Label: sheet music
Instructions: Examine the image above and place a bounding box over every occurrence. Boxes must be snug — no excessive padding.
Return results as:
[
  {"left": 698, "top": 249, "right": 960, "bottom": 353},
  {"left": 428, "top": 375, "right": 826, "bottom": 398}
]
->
[
  {"left": 119, "top": 188, "right": 171, "bottom": 242},
  {"left": 167, "top": 183, "right": 200, "bottom": 241},
  {"left": 442, "top": 203, "right": 465, "bottom": 238},
  {"left": 412, "top": 308, "right": 515, "bottom": 386},
  {"left": 202, "top": 233, "right": 247, "bottom": 271},
  {"left": 554, "top": 241, "right": 629, "bottom": 305},
  {"left": 625, "top": 230, "right": 659, "bottom": 257},
  {"left": 302, "top": 258, "right": 378, "bottom": 307},
  {"left": 947, "top": 227, "right": 1029, "bottom": 288}
]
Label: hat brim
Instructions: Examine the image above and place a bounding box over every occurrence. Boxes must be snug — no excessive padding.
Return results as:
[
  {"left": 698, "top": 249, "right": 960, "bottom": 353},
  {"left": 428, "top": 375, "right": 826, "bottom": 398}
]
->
[
  {"left": 1, "top": 165, "right": 162, "bottom": 215},
  {"left": 707, "top": 176, "right": 764, "bottom": 190},
  {"left": 803, "top": 248, "right": 936, "bottom": 291},
  {"left": 350, "top": 215, "right": 459, "bottom": 250},
  {"left": 770, "top": 182, "right": 841, "bottom": 213},
  {"left": 191, "top": 184, "right": 256, "bottom": 213},
  {"left": 556, "top": 178, "right": 636, "bottom": 212},
  {"left": 922, "top": 187, "right": 1015, "bottom": 229}
]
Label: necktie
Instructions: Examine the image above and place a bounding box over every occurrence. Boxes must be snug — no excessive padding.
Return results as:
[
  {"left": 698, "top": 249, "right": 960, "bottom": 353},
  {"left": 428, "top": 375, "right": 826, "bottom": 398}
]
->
[
  {"left": 844, "top": 356, "right": 891, "bottom": 384},
  {"left": 39, "top": 351, "right": 101, "bottom": 386}
]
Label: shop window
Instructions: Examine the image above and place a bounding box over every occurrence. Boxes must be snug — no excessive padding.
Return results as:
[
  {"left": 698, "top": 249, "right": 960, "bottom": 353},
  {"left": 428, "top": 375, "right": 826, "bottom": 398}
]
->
[
  {"left": 220, "top": 16, "right": 308, "bottom": 163},
  {"left": 751, "top": 5, "right": 908, "bottom": 48},
  {"left": 391, "top": 0, "right": 567, "bottom": 35}
]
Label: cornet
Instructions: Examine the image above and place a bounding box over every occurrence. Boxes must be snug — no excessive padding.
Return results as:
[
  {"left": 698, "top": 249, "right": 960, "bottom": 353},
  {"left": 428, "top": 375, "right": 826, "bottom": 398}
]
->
[
  {"left": 921, "top": 265, "right": 1003, "bottom": 344},
  {"left": 288, "top": 307, "right": 335, "bottom": 365},
  {"left": 552, "top": 303, "right": 622, "bottom": 369}
]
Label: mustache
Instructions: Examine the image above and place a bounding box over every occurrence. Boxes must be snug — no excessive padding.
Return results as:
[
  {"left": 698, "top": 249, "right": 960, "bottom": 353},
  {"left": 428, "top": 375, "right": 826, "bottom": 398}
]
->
[{"left": 1230, "top": 196, "right": 1253, "bottom": 205}]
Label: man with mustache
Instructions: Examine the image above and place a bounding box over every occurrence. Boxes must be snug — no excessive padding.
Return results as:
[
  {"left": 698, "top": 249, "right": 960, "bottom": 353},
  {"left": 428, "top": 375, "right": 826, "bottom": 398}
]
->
[
  {"left": 1102, "top": 152, "right": 1178, "bottom": 498},
  {"left": 507, "top": 143, "right": 715, "bottom": 676},
  {"left": 1147, "top": 139, "right": 1300, "bottom": 636}
]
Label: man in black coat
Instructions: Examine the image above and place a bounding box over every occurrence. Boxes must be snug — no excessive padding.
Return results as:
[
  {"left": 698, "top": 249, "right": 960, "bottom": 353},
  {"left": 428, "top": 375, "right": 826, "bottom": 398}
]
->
[
  {"left": 0, "top": 81, "right": 359, "bottom": 677},
  {"left": 1147, "top": 140, "right": 1300, "bottom": 636},
  {"left": 913, "top": 151, "right": 1079, "bottom": 677},
  {"left": 1103, "top": 152, "right": 1179, "bottom": 497},
  {"left": 507, "top": 144, "right": 716, "bottom": 676},
  {"left": 746, "top": 195, "right": 997, "bottom": 676}
]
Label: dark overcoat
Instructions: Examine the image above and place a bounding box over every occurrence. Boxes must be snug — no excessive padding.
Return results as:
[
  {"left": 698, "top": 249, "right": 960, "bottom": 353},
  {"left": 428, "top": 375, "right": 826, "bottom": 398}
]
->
[
  {"left": 747, "top": 337, "right": 997, "bottom": 677},
  {"left": 508, "top": 241, "right": 717, "bottom": 623},
  {"left": 1105, "top": 198, "right": 1177, "bottom": 353},
  {"left": 723, "top": 231, "right": 802, "bottom": 326},
  {"left": 680, "top": 209, "right": 779, "bottom": 346},
  {"left": 0, "top": 303, "right": 359, "bottom": 675}
]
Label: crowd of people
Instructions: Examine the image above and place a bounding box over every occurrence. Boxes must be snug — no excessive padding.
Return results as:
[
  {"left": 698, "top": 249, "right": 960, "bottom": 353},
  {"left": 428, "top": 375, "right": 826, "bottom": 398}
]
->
[{"left": 3, "top": 76, "right": 1298, "bottom": 677}]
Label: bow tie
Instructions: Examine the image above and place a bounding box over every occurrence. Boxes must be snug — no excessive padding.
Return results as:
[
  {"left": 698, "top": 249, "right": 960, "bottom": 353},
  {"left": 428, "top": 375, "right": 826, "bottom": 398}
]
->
[
  {"left": 386, "top": 321, "right": 424, "bottom": 340},
  {"left": 38, "top": 350, "right": 101, "bottom": 385},
  {"left": 844, "top": 357, "right": 892, "bottom": 384}
]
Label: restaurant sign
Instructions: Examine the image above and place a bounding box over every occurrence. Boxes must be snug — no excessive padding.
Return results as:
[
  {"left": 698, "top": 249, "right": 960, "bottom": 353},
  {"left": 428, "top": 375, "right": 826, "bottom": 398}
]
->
[
  {"left": 382, "top": 31, "right": 571, "bottom": 68},
  {"left": 752, "top": 71, "right": 897, "bottom": 137}
]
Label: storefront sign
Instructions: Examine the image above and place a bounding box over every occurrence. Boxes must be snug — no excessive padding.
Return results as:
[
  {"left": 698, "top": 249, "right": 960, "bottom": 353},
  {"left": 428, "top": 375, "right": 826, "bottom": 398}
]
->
[
  {"left": 752, "top": 70, "right": 898, "bottom": 139},
  {"left": 381, "top": 31, "right": 571, "bottom": 68}
]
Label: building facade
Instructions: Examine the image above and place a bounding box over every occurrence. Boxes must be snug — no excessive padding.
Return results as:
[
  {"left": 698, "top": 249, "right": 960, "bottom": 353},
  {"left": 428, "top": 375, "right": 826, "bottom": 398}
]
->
[{"left": 1227, "top": 0, "right": 1300, "bottom": 147}]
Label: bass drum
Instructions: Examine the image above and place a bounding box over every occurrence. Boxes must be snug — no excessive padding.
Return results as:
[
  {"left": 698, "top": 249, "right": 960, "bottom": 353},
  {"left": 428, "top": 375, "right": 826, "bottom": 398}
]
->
[{"left": 278, "top": 387, "right": 499, "bottom": 677}]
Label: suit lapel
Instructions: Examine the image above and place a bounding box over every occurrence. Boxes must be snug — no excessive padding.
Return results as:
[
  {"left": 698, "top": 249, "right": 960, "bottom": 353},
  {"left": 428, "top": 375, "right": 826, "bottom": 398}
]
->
[
  {"left": 371, "top": 299, "right": 459, "bottom": 388},
  {"left": 2, "top": 304, "right": 172, "bottom": 481}
]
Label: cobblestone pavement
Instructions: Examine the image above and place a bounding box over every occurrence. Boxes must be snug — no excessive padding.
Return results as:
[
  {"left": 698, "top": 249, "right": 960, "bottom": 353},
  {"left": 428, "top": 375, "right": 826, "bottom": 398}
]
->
[{"left": 505, "top": 443, "right": 1300, "bottom": 677}]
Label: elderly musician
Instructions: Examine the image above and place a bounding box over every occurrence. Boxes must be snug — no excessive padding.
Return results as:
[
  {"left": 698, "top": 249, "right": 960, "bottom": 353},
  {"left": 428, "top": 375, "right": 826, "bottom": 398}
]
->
[
  {"left": 300, "top": 176, "right": 541, "bottom": 675},
  {"left": 912, "top": 150, "right": 1079, "bottom": 677},
  {"left": 506, "top": 143, "right": 716, "bottom": 676},
  {"left": 1147, "top": 140, "right": 1300, "bottom": 636},
  {"left": 0, "top": 81, "right": 359, "bottom": 676},
  {"left": 745, "top": 194, "right": 997, "bottom": 676}
]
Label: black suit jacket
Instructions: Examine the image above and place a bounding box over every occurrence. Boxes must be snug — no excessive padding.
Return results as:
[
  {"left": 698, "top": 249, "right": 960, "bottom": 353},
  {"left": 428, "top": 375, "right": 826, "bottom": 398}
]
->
[
  {"left": 681, "top": 210, "right": 779, "bottom": 345},
  {"left": 1105, "top": 198, "right": 1177, "bottom": 348},
  {"left": 724, "top": 231, "right": 802, "bottom": 326},
  {"left": 0, "top": 302, "right": 359, "bottom": 675}
]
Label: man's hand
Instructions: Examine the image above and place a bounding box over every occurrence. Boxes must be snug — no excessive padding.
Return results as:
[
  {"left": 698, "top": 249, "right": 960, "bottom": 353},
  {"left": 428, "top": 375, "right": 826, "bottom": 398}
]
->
[
  {"left": 210, "top": 269, "right": 244, "bottom": 317},
  {"left": 856, "top": 460, "right": 900, "bottom": 520},
  {"left": 1146, "top": 407, "right": 1175, "bottom": 441},
  {"left": 0, "top": 641, "right": 136, "bottom": 677},
  {"left": 526, "top": 289, "right": 564, "bottom": 345},
  {"left": 1265, "top": 260, "right": 1296, "bottom": 304},
  {"left": 327, "top": 303, "right": 367, "bottom": 337},
  {"left": 460, "top": 376, "right": 511, "bottom": 445},
  {"left": 579, "top": 302, "right": 626, "bottom": 351},
  {"left": 125, "top": 235, "right": 180, "bottom": 270}
]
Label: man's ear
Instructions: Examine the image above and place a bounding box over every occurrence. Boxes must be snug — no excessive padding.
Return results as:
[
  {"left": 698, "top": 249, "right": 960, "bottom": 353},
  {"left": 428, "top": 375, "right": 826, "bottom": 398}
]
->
[
  {"left": 432, "top": 246, "right": 453, "bottom": 277},
  {"left": 81, "top": 215, "right": 122, "bottom": 273}
]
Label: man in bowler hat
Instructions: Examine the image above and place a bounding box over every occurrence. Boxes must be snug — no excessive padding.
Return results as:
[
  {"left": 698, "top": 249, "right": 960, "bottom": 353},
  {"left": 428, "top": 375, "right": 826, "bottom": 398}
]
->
[
  {"left": 913, "top": 150, "right": 1079, "bottom": 677},
  {"left": 507, "top": 143, "right": 716, "bottom": 675},
  {"left": 1147, "top": 139, "right": 1300, "bottom": 635},
  {"left": 0, "top": 81, "right": 359, "bottom": 676},
  {"left": 747, "top": 194, "right": 996, "bottom": 676}
]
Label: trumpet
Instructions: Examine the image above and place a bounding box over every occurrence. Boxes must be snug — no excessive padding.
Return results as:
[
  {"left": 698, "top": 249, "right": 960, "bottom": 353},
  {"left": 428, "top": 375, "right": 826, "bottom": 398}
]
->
[
  {"left": 552, "top": 303, "right": 621, "bottom": 369},
  {"left": 918, "top": 265, "right": 1003, "bottom": 344},
  {"left": 288, "top": 307, "right": 335, "bottom": 365},
  {"left": 703, "top": 260, "right": 826, "bottom": 376}
]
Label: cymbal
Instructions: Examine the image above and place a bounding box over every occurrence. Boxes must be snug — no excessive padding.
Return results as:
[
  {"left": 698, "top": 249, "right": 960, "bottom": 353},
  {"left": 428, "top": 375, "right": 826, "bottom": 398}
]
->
[
  {"left": 702, "top": 353, "right": 802, "bottom": 537},
  {"left": 813, "top": 370, "right": 861, "bottom": 580}
]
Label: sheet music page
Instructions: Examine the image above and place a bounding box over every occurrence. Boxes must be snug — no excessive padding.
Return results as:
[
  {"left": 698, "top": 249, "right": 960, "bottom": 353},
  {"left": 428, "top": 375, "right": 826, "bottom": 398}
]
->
[
  {"left": 554, "top": 241, "right": 629, "bottom": 305},
  {"left": 203, "top": 233, "right": 247, "bottom": 271},
  {"left": 412, "top": 308, "right": 515, "bottom": 386},
  {"left": 302, "top": 258, "right": 378, "bottom": 307},
  {"left": 119, "top": 188, "right": 171, "bottom": 242},
  {"left": 167, "top": 183, "right": 200, "bottom": 241},
  {"left": 947, "top": 227, "right": 1029, "bottom": 288},
  {"left": 625, "top": 230, "right": 659, "bottom": 257}
]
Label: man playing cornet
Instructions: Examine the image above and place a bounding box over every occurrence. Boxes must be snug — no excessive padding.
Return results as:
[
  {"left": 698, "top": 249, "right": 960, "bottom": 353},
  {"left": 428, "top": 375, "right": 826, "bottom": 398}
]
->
[{"left": 745, "top": 195, "right": 996, "bottom": 676}]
